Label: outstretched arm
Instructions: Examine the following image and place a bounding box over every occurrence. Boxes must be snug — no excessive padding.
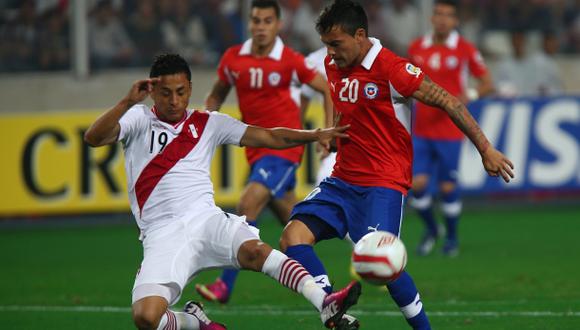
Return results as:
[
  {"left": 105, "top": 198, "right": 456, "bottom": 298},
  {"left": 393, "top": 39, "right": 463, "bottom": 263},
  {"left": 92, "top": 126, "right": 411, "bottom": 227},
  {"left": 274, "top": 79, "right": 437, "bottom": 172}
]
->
[
  {"left": 205, "top": 79, "right": 231, "bottom": 112},
  {"left": 84, "top": 78, "right": 159, "bottom": 147},
  {"left": 240, "top": 125, "right": 349, "bottom": 150},
  {"left": 412, "top": 76, "right": 514, "bottom": 182}
]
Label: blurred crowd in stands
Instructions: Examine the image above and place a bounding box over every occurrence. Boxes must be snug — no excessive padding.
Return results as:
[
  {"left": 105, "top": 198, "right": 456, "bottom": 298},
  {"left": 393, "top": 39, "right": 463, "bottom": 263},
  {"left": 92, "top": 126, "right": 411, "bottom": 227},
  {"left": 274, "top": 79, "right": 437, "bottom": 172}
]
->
[
  {"left": 0, "top": 0, "right": 244, "bottom": 71},
  {"left": 1, "top": 0, "right": 579, "bottom": 74}
]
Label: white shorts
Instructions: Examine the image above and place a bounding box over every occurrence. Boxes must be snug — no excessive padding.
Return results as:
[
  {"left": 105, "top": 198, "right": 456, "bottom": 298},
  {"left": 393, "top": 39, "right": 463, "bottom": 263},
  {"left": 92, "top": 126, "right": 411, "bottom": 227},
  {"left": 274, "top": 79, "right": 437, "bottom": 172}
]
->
[{"left": 131, "top": 212, "right": 260, "bottom": 305}]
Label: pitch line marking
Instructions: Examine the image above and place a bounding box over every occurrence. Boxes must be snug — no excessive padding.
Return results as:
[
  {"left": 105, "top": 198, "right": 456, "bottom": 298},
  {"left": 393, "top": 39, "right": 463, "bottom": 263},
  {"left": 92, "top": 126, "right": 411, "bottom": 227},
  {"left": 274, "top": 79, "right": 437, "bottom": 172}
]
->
[{"left": 0, "top": 305, "right": 579, "bottom": 317}]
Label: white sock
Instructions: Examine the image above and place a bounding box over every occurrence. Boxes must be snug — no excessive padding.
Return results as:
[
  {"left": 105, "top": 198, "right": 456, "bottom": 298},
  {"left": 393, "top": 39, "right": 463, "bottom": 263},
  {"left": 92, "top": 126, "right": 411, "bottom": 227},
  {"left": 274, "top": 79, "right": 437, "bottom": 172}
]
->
[
  {"left": 262, "top": 249, "right": 326, "bottom": 311},
  {"left": 302, "top": 278, "right": 326, "bottom": 312},
  {"left": 157, "top": 310, "right": 200, "bottom": 330}
]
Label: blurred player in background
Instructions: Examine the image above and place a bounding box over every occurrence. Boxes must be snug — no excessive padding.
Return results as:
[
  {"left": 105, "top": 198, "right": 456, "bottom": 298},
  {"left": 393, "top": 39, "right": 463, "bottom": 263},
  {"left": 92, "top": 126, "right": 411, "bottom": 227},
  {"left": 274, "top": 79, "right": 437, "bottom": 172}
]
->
[
  {"left": 408, "top": 0, "right": 494, "bottom": 257},
  {"left": 196, "top": 0, "right": 333, "bottom": 304},
  {"left": 299, "top": 46, "right": 336, "bottom": 185},
  {"left": 83, "top": 53, "right": 360, "bottom": 330},
  {"left": 279, "top": 1, "right": 514, "bottom": 329}
]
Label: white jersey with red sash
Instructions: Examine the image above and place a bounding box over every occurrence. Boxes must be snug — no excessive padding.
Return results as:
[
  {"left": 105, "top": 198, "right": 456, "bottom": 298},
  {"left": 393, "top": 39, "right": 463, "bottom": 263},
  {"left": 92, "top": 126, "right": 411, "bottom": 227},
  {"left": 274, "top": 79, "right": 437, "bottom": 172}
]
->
[{"left": 118, "top": 105, "right": 248, "bottom": 235}]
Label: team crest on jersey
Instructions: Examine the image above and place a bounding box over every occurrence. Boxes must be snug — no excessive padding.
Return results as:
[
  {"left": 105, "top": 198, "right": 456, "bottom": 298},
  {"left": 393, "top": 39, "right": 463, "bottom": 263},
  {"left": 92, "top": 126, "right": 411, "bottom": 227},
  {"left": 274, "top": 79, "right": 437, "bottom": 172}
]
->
[
  {"left": 363, "top": 82, "right": 379, "bottom": 99},
  {"left": 405, "top": 63, "right": 422, "bottom": 77},
  {"left": 268, "top": 72, "right": 281, "bottom": 86},
  {"left": 446, "top": 56, "right": 458, "bottom": 69}
]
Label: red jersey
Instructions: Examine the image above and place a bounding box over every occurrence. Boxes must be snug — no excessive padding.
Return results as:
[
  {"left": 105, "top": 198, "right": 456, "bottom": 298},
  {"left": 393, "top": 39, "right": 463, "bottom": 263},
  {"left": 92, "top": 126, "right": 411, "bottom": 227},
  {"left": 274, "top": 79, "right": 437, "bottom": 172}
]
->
[
  {"left": 327, "top": 38, "right": 424, "bottom": 193},
  {"left": 217, "top": 37, "right": 317, "bottom": 164},
  {"left": 408, "top": 31, "right": 488, "bottom": 140}
]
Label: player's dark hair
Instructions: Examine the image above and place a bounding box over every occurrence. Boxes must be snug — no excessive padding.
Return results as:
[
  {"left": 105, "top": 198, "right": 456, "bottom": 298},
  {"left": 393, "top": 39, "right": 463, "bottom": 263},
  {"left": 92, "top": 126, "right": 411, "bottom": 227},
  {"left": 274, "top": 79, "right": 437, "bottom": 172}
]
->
[
  {"left": 434, "top": 0, "right": 459, "bottom": 10},
  {"left": 251, "top": 0, "right": 281, "bottom": 18},
  {"left": 316, "top": 0, "right": 367, "bottom": 36},
  {"left": 149, "top": 54, "right": 191, "bottom": 81}
]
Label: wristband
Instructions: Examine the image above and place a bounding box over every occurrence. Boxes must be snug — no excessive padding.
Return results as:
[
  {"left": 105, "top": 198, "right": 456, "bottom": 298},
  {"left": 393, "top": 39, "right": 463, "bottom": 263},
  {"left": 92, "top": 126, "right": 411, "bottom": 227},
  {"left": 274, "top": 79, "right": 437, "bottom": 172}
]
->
[{"left": 466, "top": 88, "right": 479, "bottom": 101}]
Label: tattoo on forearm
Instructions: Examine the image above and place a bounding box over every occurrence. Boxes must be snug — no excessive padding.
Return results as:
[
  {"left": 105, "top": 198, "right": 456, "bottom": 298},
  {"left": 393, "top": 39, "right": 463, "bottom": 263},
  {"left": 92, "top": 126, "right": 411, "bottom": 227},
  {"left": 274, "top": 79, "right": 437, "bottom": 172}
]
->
[
  {"left": 282, "top": 137, "right": 310, "bottom": 145},
  {"left": 423, "top": 79, "right": 452, "bottom": 108},
  {"left": 421, "top": 78, "right": 490, "bottom": 153},
  {"left": 449, "top": 103, "right": 490, "bottom": 153}
]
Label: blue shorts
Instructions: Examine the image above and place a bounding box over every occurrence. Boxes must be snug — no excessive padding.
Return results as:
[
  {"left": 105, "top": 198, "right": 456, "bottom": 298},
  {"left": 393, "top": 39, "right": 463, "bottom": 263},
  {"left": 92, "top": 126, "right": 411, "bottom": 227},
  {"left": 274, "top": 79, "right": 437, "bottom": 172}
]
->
[
  {"left": 412, "top": 136, "right": 462, "bottom": 183},
  {"left": 290, "top": 177, "right": 405, "bottom": 243},
  {"left": 248, "top": 155, "right": 298, "bottom": 199}
]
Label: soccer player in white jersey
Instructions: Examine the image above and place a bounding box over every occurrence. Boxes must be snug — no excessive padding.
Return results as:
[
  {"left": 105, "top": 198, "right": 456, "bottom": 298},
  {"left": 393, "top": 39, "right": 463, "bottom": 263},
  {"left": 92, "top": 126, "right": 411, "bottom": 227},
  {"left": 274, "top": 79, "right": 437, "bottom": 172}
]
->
[{"left": 84, "top": 54, "right": 360, "bottom": 330}]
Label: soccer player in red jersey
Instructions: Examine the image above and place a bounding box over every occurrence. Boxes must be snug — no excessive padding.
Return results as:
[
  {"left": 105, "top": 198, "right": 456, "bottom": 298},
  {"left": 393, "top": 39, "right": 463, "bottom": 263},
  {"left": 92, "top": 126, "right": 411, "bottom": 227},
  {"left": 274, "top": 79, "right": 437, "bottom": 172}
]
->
[
  {"left": 407, "top": 0, "right": 494, "bottom": 257},
  {"left": 195, "top": 0, "right": 334, "bottom": 306},
  {"left": 279, "top": 1, "right": 514, "bottom": 329}
]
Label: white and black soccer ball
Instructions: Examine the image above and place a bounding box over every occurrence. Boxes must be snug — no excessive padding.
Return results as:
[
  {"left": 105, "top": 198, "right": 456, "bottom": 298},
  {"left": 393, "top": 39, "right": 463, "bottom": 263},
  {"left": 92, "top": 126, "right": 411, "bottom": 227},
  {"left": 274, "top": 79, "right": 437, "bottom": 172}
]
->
[{"left": 352, "top": 231, "right": 407, "bottom": 285}]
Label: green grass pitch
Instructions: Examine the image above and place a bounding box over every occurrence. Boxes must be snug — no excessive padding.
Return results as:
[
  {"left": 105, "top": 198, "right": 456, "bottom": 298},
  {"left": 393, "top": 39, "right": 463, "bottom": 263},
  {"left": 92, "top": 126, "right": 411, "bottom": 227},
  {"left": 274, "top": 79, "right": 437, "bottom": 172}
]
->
[{"left": 1, "top": 205, "right": 579, "bottom": 329}]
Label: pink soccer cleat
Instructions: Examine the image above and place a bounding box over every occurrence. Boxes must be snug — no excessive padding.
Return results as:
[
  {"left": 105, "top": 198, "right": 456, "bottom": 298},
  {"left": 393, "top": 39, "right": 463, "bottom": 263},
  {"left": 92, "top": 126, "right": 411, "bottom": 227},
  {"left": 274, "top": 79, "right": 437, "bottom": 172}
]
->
[
  {"left": 183, "top": 301, "right": 227, "bottom": 330},
  {"left": 320, "top": 281, "right": 362, "bottom": 329},
  {"left": 195, "top": 278, "right": 231, "bottom": 304}
]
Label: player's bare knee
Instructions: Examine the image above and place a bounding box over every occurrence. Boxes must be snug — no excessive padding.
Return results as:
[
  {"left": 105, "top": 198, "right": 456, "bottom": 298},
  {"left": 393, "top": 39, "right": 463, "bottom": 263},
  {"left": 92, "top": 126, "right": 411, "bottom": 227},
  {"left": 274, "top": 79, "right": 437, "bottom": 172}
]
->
[
  {"left": 253, "top": 243, "right": 273, "bottom": 270},
  {"left": 412, "top": 175, "right": 429, "bottom": 192},
  {"left": 132, "top": 307, "right": 162, "bottom": 330},
  {"left": 238, "top": 240, "right": 272, "bottom": 271},
  {"left": 440, "top": 182, "right": 456, "bottom": 195},
  {"left": 279, "top": 230, "right": 293, "bottom": 252}
]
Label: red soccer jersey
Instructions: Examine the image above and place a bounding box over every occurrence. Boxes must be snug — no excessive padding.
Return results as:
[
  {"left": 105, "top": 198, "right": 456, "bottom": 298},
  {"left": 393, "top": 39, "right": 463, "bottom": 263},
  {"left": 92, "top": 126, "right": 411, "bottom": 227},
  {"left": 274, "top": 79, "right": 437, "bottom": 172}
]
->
[
  {"left": 408, "top": 31, "right": 488, "bottom": 140},
  {"left": 217, "top": 37, "right": 317, "bottom": 164},
  {"left": 327, "top": 38, "right": 424, "bottom": 193}
]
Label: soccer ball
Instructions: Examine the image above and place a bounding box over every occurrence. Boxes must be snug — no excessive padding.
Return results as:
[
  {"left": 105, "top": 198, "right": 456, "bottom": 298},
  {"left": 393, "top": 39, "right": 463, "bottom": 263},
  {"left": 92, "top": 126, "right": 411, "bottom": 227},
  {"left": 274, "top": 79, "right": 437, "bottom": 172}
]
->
[{"left": 352, "top": 231, "right": 407, "bottom": 285}]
